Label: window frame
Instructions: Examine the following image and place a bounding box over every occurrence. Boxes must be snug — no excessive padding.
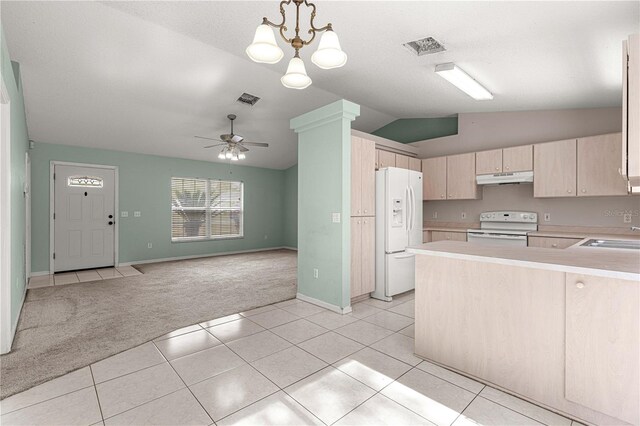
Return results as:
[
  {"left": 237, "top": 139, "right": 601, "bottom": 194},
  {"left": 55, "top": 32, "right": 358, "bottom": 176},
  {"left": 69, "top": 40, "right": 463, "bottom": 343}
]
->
[{"left": 171, "top": 177, "right": 244, "bottom": 242}]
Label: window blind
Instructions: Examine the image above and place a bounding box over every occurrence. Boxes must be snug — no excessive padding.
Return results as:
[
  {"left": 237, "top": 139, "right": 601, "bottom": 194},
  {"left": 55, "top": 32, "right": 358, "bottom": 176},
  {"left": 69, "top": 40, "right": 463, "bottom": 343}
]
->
[{"left": 171, "top": 177, "right": 243, "bottom": 241}]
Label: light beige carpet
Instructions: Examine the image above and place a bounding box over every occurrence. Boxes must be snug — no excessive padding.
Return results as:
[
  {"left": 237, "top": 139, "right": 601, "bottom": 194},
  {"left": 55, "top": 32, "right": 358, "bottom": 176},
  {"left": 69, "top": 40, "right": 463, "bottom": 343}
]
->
[{"left": 0, "top": 249, "right": 297, "bottom": 399}]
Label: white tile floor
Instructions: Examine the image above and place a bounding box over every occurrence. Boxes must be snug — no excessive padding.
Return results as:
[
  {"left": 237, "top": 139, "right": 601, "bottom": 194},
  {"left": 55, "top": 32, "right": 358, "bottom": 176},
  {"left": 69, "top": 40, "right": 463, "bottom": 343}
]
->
[
  {"left": 0, "top": 291, "right": 579, "bottom": 426},
  {"left": 27, "top": 266, "right": 142, "bottom": 289}
]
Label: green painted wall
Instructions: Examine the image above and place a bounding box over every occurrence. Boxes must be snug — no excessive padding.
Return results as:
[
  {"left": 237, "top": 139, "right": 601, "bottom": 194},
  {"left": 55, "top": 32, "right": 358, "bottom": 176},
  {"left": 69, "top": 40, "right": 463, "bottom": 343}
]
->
[
  {"left": 30, "top": 143, "right": 290, "bottom": 272},
  {"left": 372, "top": 117, "right": 458, "bottom": 143},
  {"left": 1, "top": 27, "right": 29, "bottom": 329},
  {"left": 283, "top": 164, "right": 298, "bottom": 248},
  {"left": 291, "top": 100, "right": 359, "bottom": 310}
]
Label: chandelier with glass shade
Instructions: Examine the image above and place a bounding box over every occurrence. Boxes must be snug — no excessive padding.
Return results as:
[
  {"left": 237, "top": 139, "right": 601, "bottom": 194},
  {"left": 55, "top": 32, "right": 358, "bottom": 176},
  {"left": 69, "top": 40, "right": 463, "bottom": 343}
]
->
[{"left": 246, "top": 0, "right": 347, "bottom": 89}]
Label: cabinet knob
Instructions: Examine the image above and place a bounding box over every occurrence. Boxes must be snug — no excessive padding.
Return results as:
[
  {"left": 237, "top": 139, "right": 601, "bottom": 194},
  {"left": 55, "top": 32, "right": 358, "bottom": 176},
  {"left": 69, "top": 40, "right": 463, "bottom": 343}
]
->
[
  {"left": 505, "top": 166, "right": 510, "bottom": 170},
  {"left": 363, "top": 220, "right": 367, "bottom": 224},
  {"left": 495, "top": 167, "right": 500, "bottom": 171},
  {"left": 567, "top": 189, "right": 572, "bottom": 193},
  {"left": 552, "top": 243, "right": 558, "bottom": 248},
  {"left": 581, "top": 189, "right": 586, "bottom": 193},
  {"left": 363, "top": 209, "right": 367, "bottom": 213},
  {"left": 357, "top": 220, "right": 361, "bottom": 224},
  {"left": 440, "top": 194, "right": 444, "bottom": 198},
  {"left": 576, "top": 282, "right": 585, "bottom": 289}
]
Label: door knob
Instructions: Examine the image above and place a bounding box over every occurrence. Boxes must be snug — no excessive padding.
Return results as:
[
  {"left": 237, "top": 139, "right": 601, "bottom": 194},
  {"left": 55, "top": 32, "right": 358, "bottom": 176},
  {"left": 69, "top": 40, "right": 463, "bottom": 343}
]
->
[{"left": 108, "top": 221, "right": 114, "bottom": 225}]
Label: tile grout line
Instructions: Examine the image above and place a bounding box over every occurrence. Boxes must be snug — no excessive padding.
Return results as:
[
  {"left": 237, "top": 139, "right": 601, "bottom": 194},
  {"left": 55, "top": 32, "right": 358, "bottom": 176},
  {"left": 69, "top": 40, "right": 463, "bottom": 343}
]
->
[
  {"left": 89, "top": 366, "right": 106, "bottom": 423},
  {"left": 0, "top": 383, "right": 97, "bottom": 417},
  {"left": 449, "top": 388, "right": 483, "bottom": 426}
]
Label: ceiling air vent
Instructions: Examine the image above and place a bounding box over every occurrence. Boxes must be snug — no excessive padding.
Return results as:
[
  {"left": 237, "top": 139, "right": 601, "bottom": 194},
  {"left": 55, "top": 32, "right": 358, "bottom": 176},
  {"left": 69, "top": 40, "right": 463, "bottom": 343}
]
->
[
  {"left": 237, "top": 93, "right": 261, "bottom": 106},
  {"left": 403, "top": 37, "right": 445, "bottom": 56}
]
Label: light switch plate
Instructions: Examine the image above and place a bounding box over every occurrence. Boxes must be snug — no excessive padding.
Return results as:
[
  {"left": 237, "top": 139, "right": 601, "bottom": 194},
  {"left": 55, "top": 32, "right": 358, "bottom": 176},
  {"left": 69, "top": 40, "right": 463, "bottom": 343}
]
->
[
  {"left": 332, "top": 213, "right": 341, "bottom": 223},
  {"left": 121, "top": 211, "right": 129, "bottom": 217},
  {"left": 134, "top": 211, "right": 141, "bottom": 217}
]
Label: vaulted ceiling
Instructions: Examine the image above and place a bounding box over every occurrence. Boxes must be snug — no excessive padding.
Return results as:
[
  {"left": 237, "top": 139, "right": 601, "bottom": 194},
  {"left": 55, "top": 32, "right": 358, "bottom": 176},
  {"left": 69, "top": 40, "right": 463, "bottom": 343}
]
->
[{"left": 2, "top": 1, "right": 637, "bottom": 169}]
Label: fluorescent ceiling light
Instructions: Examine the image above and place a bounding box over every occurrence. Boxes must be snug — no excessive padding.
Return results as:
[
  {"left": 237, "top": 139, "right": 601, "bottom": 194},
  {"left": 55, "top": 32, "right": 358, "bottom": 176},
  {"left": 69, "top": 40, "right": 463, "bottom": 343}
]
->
[{"left": 435, "top": 63, "right": 493, "bottom": 100}]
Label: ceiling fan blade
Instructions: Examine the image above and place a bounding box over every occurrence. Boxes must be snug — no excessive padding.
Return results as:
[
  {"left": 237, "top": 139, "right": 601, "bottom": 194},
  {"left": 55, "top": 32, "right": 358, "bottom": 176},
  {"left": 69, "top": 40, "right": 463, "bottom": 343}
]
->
[
  {"left": 242, "top": 141, "right": 269, "bottom": 147},
  {"left": 195, "top": 135, "right": 224, "bottom": 142},
  {"left": 237, "top": 145, "right": 249, "bottom": 152},
  {"left": 203, "top": 144, "right": 226, "bottom": 148}
]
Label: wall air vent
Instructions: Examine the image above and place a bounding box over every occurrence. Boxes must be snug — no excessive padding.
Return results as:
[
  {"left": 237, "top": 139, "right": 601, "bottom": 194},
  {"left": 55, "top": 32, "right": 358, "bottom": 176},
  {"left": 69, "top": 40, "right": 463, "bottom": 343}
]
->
[
  {"left": 237, "top": 93, "right": 261, "bottom": 106},
  {"left": 403, "top": 37, "right": 445, "bottom": 56}
]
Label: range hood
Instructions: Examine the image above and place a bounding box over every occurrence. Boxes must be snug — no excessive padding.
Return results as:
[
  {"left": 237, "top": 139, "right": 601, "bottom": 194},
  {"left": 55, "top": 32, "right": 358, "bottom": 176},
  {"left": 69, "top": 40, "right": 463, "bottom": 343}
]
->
[{"left": 476, "top": 171, "right": 534, "bottom": 185}]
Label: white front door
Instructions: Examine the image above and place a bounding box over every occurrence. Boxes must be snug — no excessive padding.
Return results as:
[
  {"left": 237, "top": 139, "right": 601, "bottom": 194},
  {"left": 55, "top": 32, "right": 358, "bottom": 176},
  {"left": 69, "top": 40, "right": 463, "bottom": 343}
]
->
[{"left": 54, "top": 165, "right": 115, "bottom": 272}]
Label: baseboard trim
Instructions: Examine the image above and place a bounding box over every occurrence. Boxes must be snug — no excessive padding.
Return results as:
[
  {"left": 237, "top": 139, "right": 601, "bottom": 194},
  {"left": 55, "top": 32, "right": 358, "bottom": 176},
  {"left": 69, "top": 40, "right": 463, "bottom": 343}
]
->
[
  {"left": 281, "top": 246, "right": 298, "bottom": 251},
  {"left": 296, "top": 293, "right": 352, "bottom": 314},
  {"left": 30, "top": 270, "right": 50, "bottom": 277},
  {"left": 3, "top": 282, "right": 27, "bottom": 354},
  {"left": 119, "top": 246, "right": 293, "bottom": 267}
]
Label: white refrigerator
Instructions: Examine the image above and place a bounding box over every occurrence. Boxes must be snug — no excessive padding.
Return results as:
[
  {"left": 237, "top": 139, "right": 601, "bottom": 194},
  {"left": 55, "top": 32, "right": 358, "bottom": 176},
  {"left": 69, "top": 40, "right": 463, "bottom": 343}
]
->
[{"left": 373, "top": 167, "right": 423, "bottom": 301}]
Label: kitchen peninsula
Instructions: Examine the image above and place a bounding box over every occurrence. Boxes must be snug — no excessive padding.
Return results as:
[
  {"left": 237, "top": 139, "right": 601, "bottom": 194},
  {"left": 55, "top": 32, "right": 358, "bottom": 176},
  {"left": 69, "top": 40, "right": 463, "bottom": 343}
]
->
[{"left": 409, "top": 239, "right": 640, "bottom": 426}]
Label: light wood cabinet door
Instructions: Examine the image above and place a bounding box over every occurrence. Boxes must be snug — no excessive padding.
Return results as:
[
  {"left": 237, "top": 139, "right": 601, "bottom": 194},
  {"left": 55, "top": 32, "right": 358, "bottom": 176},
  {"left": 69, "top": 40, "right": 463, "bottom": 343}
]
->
[
  {"left": 503, "top": 145, "right": 533, "bottom": 172},
  {"left": 409, "top": 157, "right": 422, "bottom": 172},
  {"left": 527, "top": 236, "right": 582, "bottom": 249},
  {"left": 423, "top": 231, "right": 430, "bottom": 243},
  {"left": 350, "top": 217, "right": 362, "bottom": 297},
  {"left": 395, "top": 154, "right": 409, "bottom": 169},
  {"left": 377, "top": 150, "right": 396, "bottom": 169},
  {"left": 360, "top": 217, "right": 375, "bottom": 294},
  {"left": 565, "top": 273, "right": 639, "bottom": 425},
  {"left": 431, "top": 231, "right": 467, "bottom": 242},
  {"left": 360, "top": 138, "right": 376, "bottom": 215},
  {"left": 577, "top": 133, "right": 627, "bottom": 197},
  {"left": 422, "top": 157, "right": 447, "bottom": 200},
  {"left": 534, "top": 139, "right": 577, "bottom": 198},
  {"left": 476, "top": 149, "right": 503, "bottom": 175},
  {"left": 447, "top": 153, "right": 478, "bottom": 200},
  {"left": 351, "top": 137, "right": 363, "bottom": 216}
]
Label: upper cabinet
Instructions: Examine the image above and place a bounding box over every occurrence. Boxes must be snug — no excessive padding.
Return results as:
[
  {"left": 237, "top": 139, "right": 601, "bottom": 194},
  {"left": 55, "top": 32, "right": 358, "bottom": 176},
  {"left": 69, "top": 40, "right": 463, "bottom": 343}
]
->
[
  {"left": 351, "top": 137, "right": 376, "bottom": 216},
  {"left": 422, "top": 157, "right": 447, "bottom": 200},
  {"left": 447, "top": 153, "right": 480, "bottom": 200},
  {"left": 409, "top": 157, "right": 422, "bottom": 172},
  {"left": 476, "top": 149, "right": 503, "bottom": 175},
  {"left": 534, "top": 139, "right": 577, "bottom": 198},
  {"left": 377, "top": 149, "right": 396, "bottom": 169},
  {"left": 622, "top": 33, "right": 640, "bottom": 190},
  {"left": 502, "top": 145, "right": 533, "bottom": 172},
  {"left": 577, "top": 133, "right": 627, "bottom": 197},
  {"left": 476, "top": 146, "right": 533, "bottom": 175},
  {"left": 395, "top": 154, "right": 409, "bottom": 169}
]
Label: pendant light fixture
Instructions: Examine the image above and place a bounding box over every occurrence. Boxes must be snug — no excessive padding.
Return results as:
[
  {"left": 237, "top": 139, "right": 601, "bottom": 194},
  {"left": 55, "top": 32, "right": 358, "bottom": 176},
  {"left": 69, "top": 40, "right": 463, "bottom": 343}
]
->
[{"left": 246, "top": 0, "right": 347, "bottom": 89}]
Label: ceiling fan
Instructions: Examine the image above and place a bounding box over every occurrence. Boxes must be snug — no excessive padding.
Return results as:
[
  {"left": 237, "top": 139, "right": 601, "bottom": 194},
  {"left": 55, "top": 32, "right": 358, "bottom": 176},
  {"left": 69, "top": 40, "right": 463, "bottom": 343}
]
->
[{"left": 195, "top": 114, "right": 269, "bottom": 161}]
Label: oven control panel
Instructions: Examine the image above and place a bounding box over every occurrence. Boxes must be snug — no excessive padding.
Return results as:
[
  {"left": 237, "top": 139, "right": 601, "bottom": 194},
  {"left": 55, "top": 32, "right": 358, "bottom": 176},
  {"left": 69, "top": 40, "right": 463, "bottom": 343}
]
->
[{"left": 479, "top": 211, "right": 537, "bottom": 223}]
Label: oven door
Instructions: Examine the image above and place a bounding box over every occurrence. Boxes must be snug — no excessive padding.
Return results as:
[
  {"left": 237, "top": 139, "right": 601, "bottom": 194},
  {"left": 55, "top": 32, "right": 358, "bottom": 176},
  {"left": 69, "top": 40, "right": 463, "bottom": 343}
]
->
[{"left": 467, "top": 232, "right": 528, "bottom": 247}]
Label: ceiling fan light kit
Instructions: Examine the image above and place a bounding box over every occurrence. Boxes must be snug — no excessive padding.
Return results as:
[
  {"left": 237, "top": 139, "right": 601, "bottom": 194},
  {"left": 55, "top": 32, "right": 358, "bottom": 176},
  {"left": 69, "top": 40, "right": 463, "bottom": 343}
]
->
[
  {"left": 197, "top": 114, "right": 269, "bottom": 162},
  {"left": 246, "top": 0, "right": 347, "bottom": 89}
]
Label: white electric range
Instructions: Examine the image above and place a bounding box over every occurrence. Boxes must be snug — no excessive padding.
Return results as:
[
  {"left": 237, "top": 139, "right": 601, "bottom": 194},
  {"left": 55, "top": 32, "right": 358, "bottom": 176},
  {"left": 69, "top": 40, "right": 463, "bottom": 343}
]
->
[{"left": 467, "top": 211, "right": 538, "bottom": 247}]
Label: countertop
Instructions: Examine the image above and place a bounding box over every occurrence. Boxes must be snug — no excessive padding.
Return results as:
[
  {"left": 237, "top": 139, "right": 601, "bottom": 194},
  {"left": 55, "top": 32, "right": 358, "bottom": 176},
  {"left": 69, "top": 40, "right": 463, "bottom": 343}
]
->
[{"left": 408, "top": 240, "right": 640, "bottom": 280}]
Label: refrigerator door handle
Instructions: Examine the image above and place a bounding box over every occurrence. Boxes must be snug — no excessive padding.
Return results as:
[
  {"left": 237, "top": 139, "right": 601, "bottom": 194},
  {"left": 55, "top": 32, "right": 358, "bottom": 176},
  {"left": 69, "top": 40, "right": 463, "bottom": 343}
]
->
[
  {"left": 409, "top": 185, "right": 415, "bottom": 231},
  {"left": 405, "top": 186, "right": 411, "bottom": 231}
]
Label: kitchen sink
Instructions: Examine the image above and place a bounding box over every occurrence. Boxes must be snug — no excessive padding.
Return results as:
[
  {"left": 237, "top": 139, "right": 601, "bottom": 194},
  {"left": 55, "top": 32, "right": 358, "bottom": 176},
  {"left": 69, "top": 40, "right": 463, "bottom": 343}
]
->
[{"left": 580, "top": 239, "right": 640, "bottom": 250}]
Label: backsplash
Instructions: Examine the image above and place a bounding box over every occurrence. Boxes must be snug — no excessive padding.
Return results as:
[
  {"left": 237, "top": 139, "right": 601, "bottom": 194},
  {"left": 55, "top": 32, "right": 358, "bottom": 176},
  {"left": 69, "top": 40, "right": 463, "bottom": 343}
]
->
[{"left": 423, "top": 184, "right": 640, "bottom": 227}]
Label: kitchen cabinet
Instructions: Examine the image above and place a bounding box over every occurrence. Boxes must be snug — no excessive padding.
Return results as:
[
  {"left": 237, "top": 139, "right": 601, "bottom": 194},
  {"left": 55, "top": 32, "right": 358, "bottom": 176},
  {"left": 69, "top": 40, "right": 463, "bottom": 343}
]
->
[
  {"left": 577, "top": 133, "right": 627, "bottom": 197},
  {"left": 502, "top": 145, "right": 533, "bottom": 172},
  {"left": 565, "top": 273, "right": 639, "bottom": 425},
  {"left": 447, "top": 153, "right": 479, "bottom": 200},
  {"left": 408, "top": 157, "right": 422, "bottom": 172},
  {"left": 377, "top": 149, "right": 395, "bottom": 169},
  {"left": 534, "top": 139, "right": 577, "bottom": 198},
  {"left": 475, "top": 149, "right": 502, "bottom": 175},
  {"left": 351, "top": 217, "right": 375, "bottom": 298},
  {"left": 395, "top": 154, "right": 409, "bottom": 169},
  {"left": 351, "top": 136, "right": 375, "bottom": 216},
  {"left": 622, "top": 33, "right": 640, "bottom": 190},
  {"left": 422, "top": 157, "right": 447, "bottom": 200},
  {"left": 430, "top": 231, "right": 467, "bottom": 242},
  {"left": 528, "top": 236, "right": 581, "bottom": 249}
]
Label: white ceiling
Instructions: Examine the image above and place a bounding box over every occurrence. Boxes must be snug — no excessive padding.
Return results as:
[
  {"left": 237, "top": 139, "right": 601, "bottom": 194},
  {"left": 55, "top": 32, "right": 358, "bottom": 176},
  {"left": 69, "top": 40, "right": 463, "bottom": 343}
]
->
[{"left": 2, "top": 1, "right": 638, "bottom": 169}]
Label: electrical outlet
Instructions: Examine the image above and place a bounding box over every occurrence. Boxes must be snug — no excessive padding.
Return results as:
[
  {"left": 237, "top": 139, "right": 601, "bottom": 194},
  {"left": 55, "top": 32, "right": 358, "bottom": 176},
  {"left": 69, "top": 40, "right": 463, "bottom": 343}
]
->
[
  {"left": 121, "top": 211, "right": 128, "bottom": 217},
  {"left": 624, "top": 213, "right": 632, "bottom": 223},
  {"left": 313, "top": 268, "right": 319, "bottom": 279},
  {"left": 461, "top": 212, "right": 467, "bottom": 219},
  {"left": 432, "top": 211, "right": 438, "bottom": 219},
  {"left": 332, "top": 213, "right": 341, "bottom": 223},
  {"left": 544, "top": 213, "right": 551, "bottom": 222},
  {"left": 147, "top": 242, "right": 152, "bottom": 249},
  {"left": 134, "top": 211, "right": 141, "bottom": 217}
]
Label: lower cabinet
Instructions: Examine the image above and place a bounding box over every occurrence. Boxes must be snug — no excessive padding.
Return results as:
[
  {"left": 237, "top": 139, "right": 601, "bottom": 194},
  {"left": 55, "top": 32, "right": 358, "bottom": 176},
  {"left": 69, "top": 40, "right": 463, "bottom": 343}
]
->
[
  {"left": 527, "top": 236, "right": 582, "bottom": 249},
  {"left": 565, "top": 273, "right": 639, "bottom": 425},
  {"left": 351, "top": 217, "right": 375, "bottom": 298},
  {"left": 430, "top": 231, "right": 467, "bottom": 242}
]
